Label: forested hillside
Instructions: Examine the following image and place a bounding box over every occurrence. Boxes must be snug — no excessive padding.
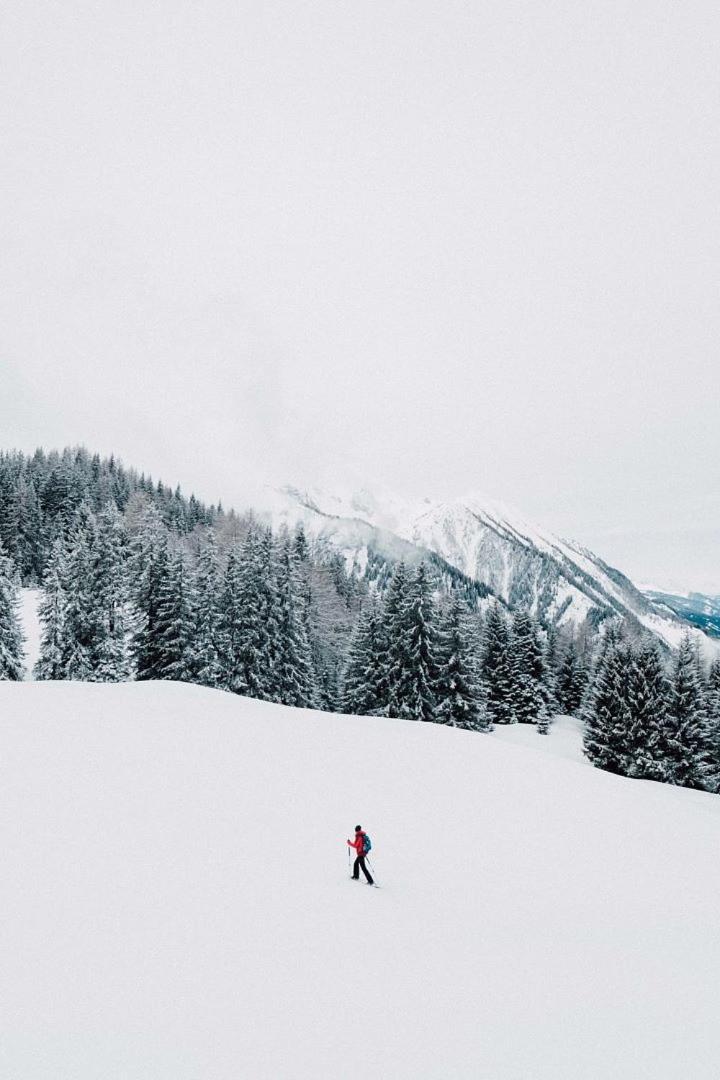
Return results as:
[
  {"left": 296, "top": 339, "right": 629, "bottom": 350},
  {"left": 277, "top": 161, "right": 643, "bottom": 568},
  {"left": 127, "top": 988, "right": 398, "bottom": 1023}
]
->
[{"left": 1, "top": 447, "right": 720, "bottom": 796}]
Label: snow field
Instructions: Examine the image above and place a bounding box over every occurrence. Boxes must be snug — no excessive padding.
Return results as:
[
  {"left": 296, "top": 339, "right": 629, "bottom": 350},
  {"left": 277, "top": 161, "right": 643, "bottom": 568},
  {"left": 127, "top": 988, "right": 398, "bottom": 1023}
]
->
[{"left": 1, "top": 681, "right": 719, "bottom": 1079}]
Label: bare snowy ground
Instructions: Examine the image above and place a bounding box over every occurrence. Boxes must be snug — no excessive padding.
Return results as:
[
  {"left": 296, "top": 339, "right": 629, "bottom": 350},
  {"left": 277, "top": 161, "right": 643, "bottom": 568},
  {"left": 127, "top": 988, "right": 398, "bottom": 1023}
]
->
[
  {"left": 18, "top": 588, "right": 41, "bottom": 678},
  {"left": 1, "top": 682, "right": 720, "bottom": 1079}
]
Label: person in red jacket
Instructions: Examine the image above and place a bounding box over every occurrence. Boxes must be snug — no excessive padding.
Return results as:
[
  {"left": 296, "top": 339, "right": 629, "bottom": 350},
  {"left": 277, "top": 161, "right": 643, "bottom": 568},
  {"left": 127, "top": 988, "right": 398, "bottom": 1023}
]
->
[{"left": 347, "top": 825, "right": 374, "bottom": 884}]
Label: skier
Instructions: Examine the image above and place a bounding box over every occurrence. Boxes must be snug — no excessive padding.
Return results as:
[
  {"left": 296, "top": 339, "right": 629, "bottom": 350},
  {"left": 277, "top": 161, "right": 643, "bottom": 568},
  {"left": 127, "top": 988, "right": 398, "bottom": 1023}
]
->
[{"left": 347, "top": 825, "right": 374, "bottom": 885}]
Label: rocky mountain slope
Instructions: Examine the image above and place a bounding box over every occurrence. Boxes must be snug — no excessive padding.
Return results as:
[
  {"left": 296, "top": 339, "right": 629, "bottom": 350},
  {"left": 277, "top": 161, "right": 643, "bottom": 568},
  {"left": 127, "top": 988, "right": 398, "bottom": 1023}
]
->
[{"left": 267, "top": 486, "right": 713, "bottom": 653}]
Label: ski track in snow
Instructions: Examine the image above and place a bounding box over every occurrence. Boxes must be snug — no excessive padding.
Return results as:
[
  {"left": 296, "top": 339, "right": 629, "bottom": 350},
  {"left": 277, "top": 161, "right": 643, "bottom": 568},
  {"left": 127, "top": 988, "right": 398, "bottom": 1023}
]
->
[{"left": 1, "top": 681, "right": 720, "bottom": 1080}]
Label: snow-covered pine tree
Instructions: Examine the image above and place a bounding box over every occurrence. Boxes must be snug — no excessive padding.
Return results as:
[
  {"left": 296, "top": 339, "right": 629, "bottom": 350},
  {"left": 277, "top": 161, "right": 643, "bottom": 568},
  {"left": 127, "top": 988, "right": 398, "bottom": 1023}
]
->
[
  {"left": 376, "top": 561, "right": 410, "bottom": 714},
  {"left": 481, "top": 603, "right": 515, "bottom": 725},
  {"left": 389, "top": 562, "right": 437, "bottom": 723},
  {"left": 0, "top": 542, "right": 25, "bottom": 680},
  {"left": 583, "top": 636, "right": 634, "bottom": 774},
  {"left": 508, "top": 610, "right": 553, "bottom": 732},
  {"left": 92, "top": 502, "right": 131, "bottom": 681},
  {"left": 659, "top": 634, "right": 712, "bottom": 790},
  {"left": 60, "top": 503, "right": 99, "bottom": 680},
  {"left": 188, "top": 529, "right": 222, "bottom": 688},
  {"left": 132, "top": 525, "right": 172, "bottom": 681},
  {"left": 35, "top": 535, "right": 68, "bottom": 680},
  {"left": 272, "top": 536, "right": 317, "bottom": 708},
  {"left": 705, "top": 659, "right": 720, "bottom": 793},
  {"left": 624, "top": 641, "right": 670, "bottom": 781},
  {"left": 153, "top": 548, "right": 194, "bottom": 681},
  {"left": 434, "top": 594, "right": 490, "bottom": 730},
  {"left": 556, "top": 637, "right": 588, "bottom": 717},
  {"left": 341, "top": 597, "right": 385, "bottom": 716}
]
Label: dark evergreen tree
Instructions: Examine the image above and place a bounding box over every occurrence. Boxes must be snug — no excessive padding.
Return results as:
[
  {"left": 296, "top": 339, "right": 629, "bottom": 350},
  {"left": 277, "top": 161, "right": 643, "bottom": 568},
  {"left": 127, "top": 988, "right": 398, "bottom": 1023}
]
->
[
  {"left": 389, "top": 562, "right": 437, "bottom": 723},
  {"left": 659, "top": 634, "right": 712, "bottom": 790},
  {"left": 341, "top": 597, "right": 386, "bottom": 716},
  {"left": 92, "top": 503, "right": 131, "bottom": 681},
  {"left": 0, "top": 543, "right": 25, "bottom": 680},
  {"left": 35, "top": 536, "right": 68, "bottom": 680},
  {"left": 60, "top": 504, "right": 99, "bottom": 680},
  {"left": 132, "top": 520, "right": 172, "bottom": 681},
  {"left": 188, "top": 529, "right": 222, "bottom": 688},
  {"left": 583, "top": 636, "right": 634, "bottom": 774},
  {"left": 435, "top": 595, "right": 489, "bottom": 730},
  {"left": 556, "top": 638, "right": 588, "bottom": 716},
  {"left": 272, "top": 538, "right": 317, "bottom": 707},
  {"left": 624, "top": 642, "right": 670, "bottom": 781},
  {"left": 481, "top": 603, "right": 515, "bottom": 724},
  {"left": 153, "top": 549, "right": 194, "bottom": 681},
  {"left": 509, "top": 610, "right": 553, "bottom": 730}
]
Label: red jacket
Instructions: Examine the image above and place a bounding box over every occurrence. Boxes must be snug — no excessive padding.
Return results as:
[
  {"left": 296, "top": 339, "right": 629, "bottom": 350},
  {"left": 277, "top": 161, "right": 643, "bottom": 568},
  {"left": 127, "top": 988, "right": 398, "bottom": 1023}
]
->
[{"left": 348, "top": 832, "right": 366, "bottom": 857}]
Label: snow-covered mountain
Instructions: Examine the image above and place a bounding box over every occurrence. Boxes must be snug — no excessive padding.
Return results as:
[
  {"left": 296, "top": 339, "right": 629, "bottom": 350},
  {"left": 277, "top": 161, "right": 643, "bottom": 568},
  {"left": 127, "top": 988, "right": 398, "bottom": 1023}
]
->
[
  {"left": 266, "top": 486, "right": 714, "bottom": 653},
  {"left": 643, "top": 589, "right": 720, "bottom": 639},
  {"left": 2, "top": 680, "right": 719, "bottom": 1079}
]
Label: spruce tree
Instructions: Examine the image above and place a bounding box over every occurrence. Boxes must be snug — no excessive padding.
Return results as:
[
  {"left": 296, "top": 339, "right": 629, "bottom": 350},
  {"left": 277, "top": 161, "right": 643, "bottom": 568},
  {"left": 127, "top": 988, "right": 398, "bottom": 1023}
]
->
[
  {"left": 154, "top": 549, "right": 194, "bottom": 681},
  {"left": 659, "top": 634, "right": 712, "bottom": 790},
  {"left": 133, "top": 528, "right": 172, "bottom": 680},
  {"left": 624, "top": 642, "right": 670, "bottom": 781},
  {"left": 435, "top": 595, "right": 490, "bottom": 730},
  {"left": 272, "top": 537, "right": 317, "bottom": 708},
  {"left": 583, "top": 637, "right": 634, "bottom": 774},
  {"left": 0, "top": 543, "right": 25, "bottom": 680},
  {"left": 341, "top": 598, "right": 385, "bottom": 716},
  {"left": 377, "top": 561, "right": 410, "bottom": 714},
  {"left": 389, "top": 562, "right": 437, "bottom": 723},
  {"left": 705, "top": 659, "right": 720, "bottom": 792},
  {"left": 481, "top": 603, "right": 515, "bottom": 724},
  {"left": 60, "top": 504, "right": 99, "bottom": 680},
  {"left": 188, "top": 529, "right": 222, "bottom": 688},
  {"left": 92, "top": 502, "right": 131, "bottom": 681},
  {"left": 556, "top": 638, "right": 588, "bottom": 717},
  {"left": 509, "top": 610, "right": 553, "bottom": 731},
  {"left": 35, "top": 535, "right": 68, "bottom": 680}
]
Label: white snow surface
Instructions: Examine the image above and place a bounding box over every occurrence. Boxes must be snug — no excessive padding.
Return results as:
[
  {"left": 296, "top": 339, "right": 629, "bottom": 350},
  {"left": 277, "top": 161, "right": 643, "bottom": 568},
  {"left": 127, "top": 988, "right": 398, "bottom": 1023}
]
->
[{"left": 2, "top": 681, "right": 720, "bottom": 1079}]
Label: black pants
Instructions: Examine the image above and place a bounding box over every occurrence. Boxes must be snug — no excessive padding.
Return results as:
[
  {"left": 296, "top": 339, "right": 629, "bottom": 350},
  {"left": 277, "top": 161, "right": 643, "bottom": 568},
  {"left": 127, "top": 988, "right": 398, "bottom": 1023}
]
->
[{"left": 353, "top": 855, "right": 373, "bottom": 884}]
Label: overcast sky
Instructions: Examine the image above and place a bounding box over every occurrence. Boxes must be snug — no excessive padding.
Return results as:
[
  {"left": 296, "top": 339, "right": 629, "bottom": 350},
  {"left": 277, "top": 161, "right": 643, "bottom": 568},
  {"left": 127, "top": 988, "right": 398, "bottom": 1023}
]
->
[{"left": 1, "top": 1, "right": 718, "bottom": 590}]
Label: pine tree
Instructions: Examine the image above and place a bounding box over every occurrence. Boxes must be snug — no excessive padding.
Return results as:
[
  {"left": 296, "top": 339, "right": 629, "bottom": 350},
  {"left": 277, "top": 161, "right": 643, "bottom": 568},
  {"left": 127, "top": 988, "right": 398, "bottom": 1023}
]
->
[
  {"left": 60, "top": 504, "right": 99, "bottom": 680},
  {"left": 556, "top": 638, "right": 588, "bottom": 716},
  {"left": 92, "top": 502, "right": 131, "bottom": 681},
  {"left": 0, "top": 543, "right": 25, "bottom": 680},
  {"left": 583, "top": 636, "right": 634, "bottom": 774},
  {"left": 35, "top": 535, "right": 68, "bottom": 680},
  {"left": 481, "top": 603, "right": 515, "bottom": 724},
  {"left": 153, "top": 549, "right": 194, "bottom": 681},
  {"left": 435, "top": 595, "right": 490, "bottom": 730},
  {"left": 133, "top": 526, "right": 172, "bottom": 680},
  {"left": 389, "top": 562, "right": 437, "bottom": 723},
  {"left": 272, "top": 538, "right": 317, "bottom": 707},
  {"left": 376, "top": 561, "right": 410, "bottom": 714},
  {"left": 705, "top": 659, "right": 720, "bottom": 792},
  {"left": 659, "top": 634, "right": 712, "bottom": 790},
  {"left": 624, "top": 642, "right": 670, "bottom": 781},
  {"left": 188, "top": 529, "right": 222, "bottom": 687},
  {"left": 509, "top": 610, "right": 553, "bottom": 731},
  {"left": 341, "top": 598, "right": 385, "bottom": 716}
]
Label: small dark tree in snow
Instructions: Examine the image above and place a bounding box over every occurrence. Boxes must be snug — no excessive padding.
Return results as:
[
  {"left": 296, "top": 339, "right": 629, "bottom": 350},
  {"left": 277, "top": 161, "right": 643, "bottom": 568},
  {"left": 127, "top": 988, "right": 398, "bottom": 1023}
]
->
[
  {"left": 481, "top": 603, "right": 515, "bottom": 725},
  {"left": 659, "top": 634, "right": 711, "bottom": 791},
  {"left": 0, "top": 543, "right": 25, "bottom": 680},
  {"left": 341, "top": 597, "right": 385, "bottom": 716}
]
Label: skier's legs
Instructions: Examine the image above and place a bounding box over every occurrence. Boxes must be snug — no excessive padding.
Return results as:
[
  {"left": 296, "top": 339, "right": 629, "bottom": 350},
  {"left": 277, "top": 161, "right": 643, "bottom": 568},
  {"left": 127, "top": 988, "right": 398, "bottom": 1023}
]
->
[
  {"left": 352, "top": 856, "right": 360, "bottom": 879},
  {"left": 358, "top": 856, "right": 373, "bottom": 884}
]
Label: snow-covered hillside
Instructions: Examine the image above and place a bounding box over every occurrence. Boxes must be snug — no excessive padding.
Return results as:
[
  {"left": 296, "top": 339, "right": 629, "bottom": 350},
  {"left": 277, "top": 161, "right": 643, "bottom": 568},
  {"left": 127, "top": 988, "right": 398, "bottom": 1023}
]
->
[
  {"left": 268, "top": 486, "right": 716, "bottom": 655},
  {"left": 2, "top": 681, "right": 720, "bottom": 1079}
]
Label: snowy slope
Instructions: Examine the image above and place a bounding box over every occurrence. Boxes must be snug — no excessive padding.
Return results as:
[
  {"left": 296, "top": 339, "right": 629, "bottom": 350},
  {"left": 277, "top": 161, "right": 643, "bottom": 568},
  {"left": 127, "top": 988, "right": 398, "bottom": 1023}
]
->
[
  {"left": 268, "top": 486, "right": 716, "bottom": 655},
  {"left": 2, "top": 681, "right": 720, "bottom": 1080}
]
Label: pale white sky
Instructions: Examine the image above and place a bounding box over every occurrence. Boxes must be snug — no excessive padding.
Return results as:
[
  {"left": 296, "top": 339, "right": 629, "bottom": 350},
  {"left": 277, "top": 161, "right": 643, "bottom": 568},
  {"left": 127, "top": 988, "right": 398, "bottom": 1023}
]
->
[{"left": 1, "top": 1, "right": 718, "bottom": 591}]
